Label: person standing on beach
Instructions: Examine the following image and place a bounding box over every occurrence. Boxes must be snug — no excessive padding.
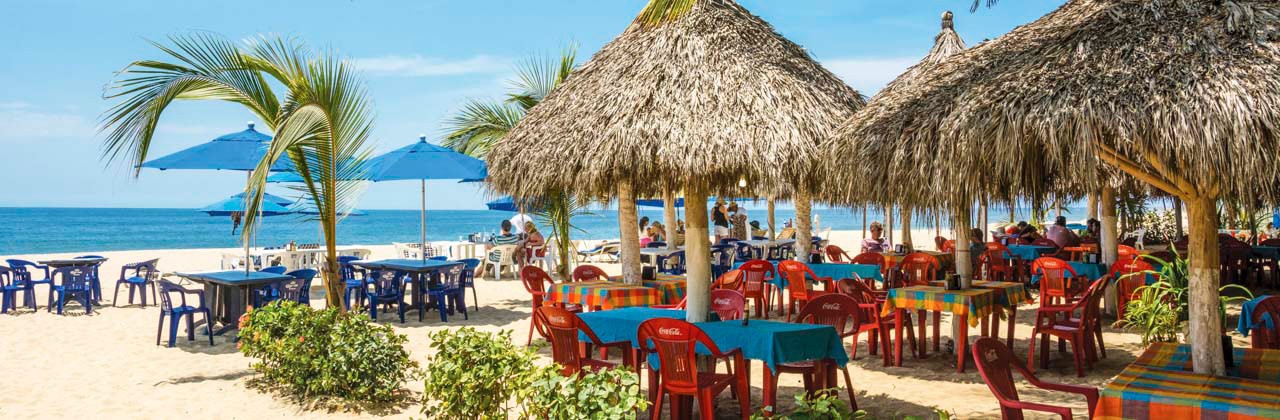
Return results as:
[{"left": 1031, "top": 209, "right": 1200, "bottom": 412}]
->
[
  {"left": 728, "top": 203, "right": 748, "bottom": 240},
  {"left": 712, "top": 201, "right": 730, "bottom": 242}
]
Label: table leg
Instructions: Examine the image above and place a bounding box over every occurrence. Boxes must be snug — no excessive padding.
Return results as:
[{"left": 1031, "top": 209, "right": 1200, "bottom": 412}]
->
[
  {"left": 982, "top": 312, "right": 991, "bottom": 338},
  {"left": 763, "top": 363, "right": 778, "bottom": 417},
  {"left": 1006, "top": 307, "right": 1017, "bottom": 350},
  {"left": 917, "top": 309, "right": 927, "bottom": 358},
  {"left": 933, "top": 310, "right": 941, "bottom": 352},
  {"left": 956, "top": 314, "right": 969, "bottom": 373},
  {"left": 894, "top": 309, "right": 904, "bottom": 367},
  {"left": 990, "top": 308, "right": 1000, "bottom": 340}
]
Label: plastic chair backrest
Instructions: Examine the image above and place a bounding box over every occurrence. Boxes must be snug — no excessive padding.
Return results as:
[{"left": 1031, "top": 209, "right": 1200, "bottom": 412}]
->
[
  {"left": 5, "top": 259, "right": 39, "bottom": 280},
  {"left": 1251, "top": 296, "right": 1280, "bottom": 349},
  {"left": 899, "top": 252, "right": 940, "bottom": 285},
  {"left": 664, "top": 250, "right": 687, "bottom": 273},
  {"left": 369, "top": 269, "right": 403, "bottom": 297},
  {"left": 794, "top": 294, "right": 860, "bottom": 337},
  {"left": 1031, "top": 238, "right": 1059, "bottom": 249},
  {"left": 1031, "top": 257, "right": 1079, "bottom": 301},
  {"left": 261, "top": 266, "right": 287, "bottom": 274},
  {"left": 53, "top": 266, "right": 93, "bottom": 293},
  {"left": 533, "top": 305, "right": 605, "bottom": 375},
  {"left": 521, "top": 266, "right": 551, "bottom": 302},
  {"left": 739, "top": 259, "right": 774, "bottom": 295},
  {"left": 714, "top": 269, "right": 744, "bottom": 291},
  {"left": 439, "top": 264, "right": 464, "bottom": 289},
  {"left": 825, "top": 245, "right": 852, "bottom": 263},
  {"left": 778, "top": 260, "right": 818, "bottom": 297},
  {"left": 850, "top": 252, "right": 888, "bottom": 273},
  {"left": 972, "top": 337, "right": 1029, "bottom": 419},
  {"left": 709, "top": 289, "right": 746, "bottom": 320},
  {"left": 637, "top": 318, "right": 726, "bottom": 393},
  {"left": 572, "top": 265, "right": 609, "bottom": 282},
  {"left": 1117, "top": 245, "right": 1140, "bottom": 262},
  {"left": 1112, "top": 259, "right": 1154, "bottom": 298},
  {"left": 156, "top": 279, "right": 188, "bottom": 312},
  {"left": 0, "top": 266, "right": 11, "bottom": 287}
]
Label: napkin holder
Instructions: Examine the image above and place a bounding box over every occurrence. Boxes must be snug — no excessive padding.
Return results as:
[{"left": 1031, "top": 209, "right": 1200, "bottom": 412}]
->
[{"left": 642, "top": 266, "right": 656, "bottom": 280}]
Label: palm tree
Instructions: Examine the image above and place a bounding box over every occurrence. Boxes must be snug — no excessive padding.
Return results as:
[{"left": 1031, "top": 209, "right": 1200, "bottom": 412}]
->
[
  {"left": 442, "top": 47, "right": 588, "bottom": 279},
  {"left": 100, "top": 34, "right": 374, "bottom": 310}
]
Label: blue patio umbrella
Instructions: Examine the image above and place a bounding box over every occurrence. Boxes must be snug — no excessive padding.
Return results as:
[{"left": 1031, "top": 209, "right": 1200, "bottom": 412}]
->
[
  {"left": 200, "top": 193, "right": 294, "bottom": 216},
  {"left": 368, "top": 136, "right": 487, "bottom": 261},
  {"left": 486, "top": 196, "right": 520, "bottom": 212}
]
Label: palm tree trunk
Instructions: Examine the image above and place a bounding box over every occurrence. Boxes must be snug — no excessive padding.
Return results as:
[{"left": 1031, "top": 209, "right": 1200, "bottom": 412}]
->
[
  {"left": 1101, "top": 187, "right": 1120, "bottom": 315},
  {"left": 795, "top": 190, "right": 813, "bottom": 261},
  {"left": 617, "top": 181, "right": 642, "bottom": 285},
  {"left": 1186, "top": 195, "right": 1225, "bottom": 375},
  {"left": 684, "top": 183, "right": 712, "bottom": 322},
  {"left": 900, "top": 207, "right": 913, "bottom": 248},
  {"left": 663, "top": 188, "right": 678, "bottom": 250},
  {"left": 767, "top": 197, "right": 777, "bottom": 241}
]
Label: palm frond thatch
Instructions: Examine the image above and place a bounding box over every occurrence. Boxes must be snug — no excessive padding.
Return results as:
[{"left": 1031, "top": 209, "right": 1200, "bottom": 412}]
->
[
  {"left": 831, "top": 0, "right": 1280, "bottom": 209},
  {"left": 485, "top": 0, "right": 864, "bottom": 200}
]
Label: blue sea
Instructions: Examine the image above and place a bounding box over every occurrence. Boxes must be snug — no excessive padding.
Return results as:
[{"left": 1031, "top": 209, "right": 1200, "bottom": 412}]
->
[{"left": 0, "top": 205, "right": 1084, "bottom": 255}]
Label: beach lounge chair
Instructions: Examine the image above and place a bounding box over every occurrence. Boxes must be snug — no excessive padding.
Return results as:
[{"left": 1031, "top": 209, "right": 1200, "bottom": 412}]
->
[
  {"left": 577, "top": 241, "right": 620, "bottom": 263},
  {"left": 156, "top": 280, "right": 214, "bottom": 347},
  {"left": 113, "top": 259, "right": 159, "bottom": 307}
]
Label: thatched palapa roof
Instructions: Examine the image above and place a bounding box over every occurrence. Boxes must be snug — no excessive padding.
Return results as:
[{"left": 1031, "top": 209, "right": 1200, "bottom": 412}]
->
[
  {"left": 830, "top": 0, "right": 1280, "bottom": 208},
  {"left": 485, "top": 0, "right": 865, "bottom": 199}
]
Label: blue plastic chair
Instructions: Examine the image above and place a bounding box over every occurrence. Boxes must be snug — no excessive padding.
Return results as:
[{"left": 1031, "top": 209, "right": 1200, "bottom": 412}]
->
[
  {"left": 75, "top": 255, "right": 107, "bottom": 301},
  {"left": 366, "top": 269, "right": 407, "bottom": 323},
  {"left": 156, "top": 280, "right": 214, "bottom": 347},
  {"left": 260, "top": 266, "right": 287, "bottom": 274},
  {"left": 51, "top": 266, "right": 95, "bottom": 315},
  {"left": 6, "top": 259, "right": 52, "bottom": 310},
  {"left": 339, "top": 256, "right": 367, "bottom": 310},
  {"left": 113, "top": 259, "right": 158, "bottom": 307},
  {"left": 424, "top": 264, "right": 469, "bottom": 322},
  {"left": 457, "top": 258, "right": 482, "bottom": 312},
  {"left": 0, "top": 266, "right": 25, "bottom": 313},
  {"left": 646, "top": 241, "right": 667, "bottom": 249},
  {"left": 661, "top": 250, "right": 687, "bottom": 275},
  {"left": 718, "top": 238, "right": 740, "bottom": 246},
  {"left": 734, "top": 241, "right": 758, "bottom": 261},
  {"left": 285, "top": 269, "right": 318, "bottom": 305},
  {"left": 710, "top": 245, "right": 736, "bottom": 278},
  {"left": 429, "top": 255, "right": 449, "bottom": 261}
]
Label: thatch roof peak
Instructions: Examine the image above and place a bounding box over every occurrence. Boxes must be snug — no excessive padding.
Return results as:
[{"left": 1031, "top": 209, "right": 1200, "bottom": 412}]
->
[
  {"left": 829, "top": 0, "right": 1280, "bottom": 208},
  {"left": 486, "top": 0, "right": 864, "bottom": 199}
]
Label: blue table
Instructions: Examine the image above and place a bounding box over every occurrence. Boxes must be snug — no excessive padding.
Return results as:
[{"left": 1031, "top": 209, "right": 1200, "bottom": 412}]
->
[
  {"left": 1006, "top": 245, "right": 1056, "bottom": 261},
  {"left": 352, "top": 259, "right": 465, "bottom": 321},
  {"left": 577, "top": 307, "right": 848, "bottom": 413},
  {"left": 176, "top": 270, "right": 295, "bottom": 335}
]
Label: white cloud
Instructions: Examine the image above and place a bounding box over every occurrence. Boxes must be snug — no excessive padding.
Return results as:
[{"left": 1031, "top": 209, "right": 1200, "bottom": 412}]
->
[
  {"left": 0, "top": 103, "right": 95, "bottom": 142},
  {"left": 353, "top": 54, "right": 511, "bottom": 77},
  {"left": 821, "top": 57, "right": 918, "bottom": 96}
]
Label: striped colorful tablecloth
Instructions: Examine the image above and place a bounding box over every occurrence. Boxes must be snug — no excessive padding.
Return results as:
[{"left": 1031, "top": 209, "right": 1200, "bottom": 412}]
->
[
  {"left": 880, "top": 286, "right": 996, "bottom": 327},
  {"left": 1133, "top": 342, "right": 1280, "bottom": 383},
  {"left": 546, "top": 280, "right": 660, "bottom": 309},
  {"left": 608, "top": 274, "right": 686, "bottom": 305},
  {"left": 928, "top": 280, "right": 1030, "bottom": 309},
  {"left": 1096, "top": 364, "right": 1280, "bottom": 419}
]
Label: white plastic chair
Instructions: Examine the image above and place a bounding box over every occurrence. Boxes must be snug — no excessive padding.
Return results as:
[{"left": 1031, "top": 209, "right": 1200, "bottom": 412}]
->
[{"left": 484, "top": 245, "right": 519, "bottom": 280}]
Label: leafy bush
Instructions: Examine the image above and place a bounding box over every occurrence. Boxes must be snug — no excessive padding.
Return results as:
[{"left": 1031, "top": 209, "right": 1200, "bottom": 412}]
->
[
  {"left": 420, "top": 328, "right": 540, "bottom": 419},
  {"left": 1120, "top": 251, "right": 1252, "bottom": 344},
  {"left": 1137, "top": 210, "right": 1177, "bottom": 243},
  {"left": 752, "top": 389, "right": 865, "bottom": 419},
  {"left": 237, "top": 300, "right": 417, "bottom": 406},
  {"left": 521, "top": 365, "right": 649, "bottom": 419}
]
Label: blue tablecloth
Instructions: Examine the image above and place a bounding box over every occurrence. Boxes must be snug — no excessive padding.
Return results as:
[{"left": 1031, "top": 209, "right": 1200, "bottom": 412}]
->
[
  {"left": 1238, "top": 295, "right": 1275, "bottom": 337},
  {"left": 176, "top": 270, "right": 294, "bottom": 286},
  {"left": 1030, "top": 261, "right": 1105, "bottom": 286},
  {"left": 1006, "top": 245, "right": 1056, "bottom": 261},
  {"left": 577, "top": 307, "right": 848, "bottom": 371},
  {"left": 351, "top": 258, "right": 461, "bottom": 272}
]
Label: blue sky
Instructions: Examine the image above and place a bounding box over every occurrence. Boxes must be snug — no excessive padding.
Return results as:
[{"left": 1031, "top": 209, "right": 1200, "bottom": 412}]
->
[{"left": 0, "top": 1, "right": 1061, "bottom": 210}]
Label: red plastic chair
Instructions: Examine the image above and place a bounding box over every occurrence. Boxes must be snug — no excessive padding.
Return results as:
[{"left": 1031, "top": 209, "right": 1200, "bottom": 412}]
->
[
  {"left": 898, "top": 252, "right": 940, "bottom": 285},
  {"left": 824, "top": 244, "right": 854, "bottom": 263},
  {"left": 851, "top": 252, "right": 889, "bottom": 279},
  {"left": 714, "top": 269, "right": 744, "bottom": 291},
  {"left": 1220, "top": 241, "right": 1252, "bottom": 285},
  {"left": 739, "top": 259, "right": 775, "bottom": 318},
  {"left": 1030, "top": 257, "right": 1083, "bottom": 307},
  {"left": 772, "top": 294, "right": 861, "bottom": 411},
  {"left": 638, "top": 318, "right": 749, "bottom": 420},
  {"left": 1112, "top": 259, "right": 1155, "bottom": 322},
  {"left": 1116, "top": 245, "right": 1140, "bottom": 263},
  {"left": 1250, "top": 296, "right": 1280, "bottom": 349},
  {"left": 1028, "top": 278, "right": 1106, "bottom": 377},
  {"left": 778, "top": 261, "right": 833, "bottom": 321},
  {"left": 837, "top": 279, "right": 916, "bottom": 364},
  {"left": 978, "top": 249, "right": 1018, "bottom": 283},
  {"left": 521, "top": 266, "right": 581, "bottom": 346},
  {"left": 972, "top": 337, "right": 1098, "bottom": 419},
  {"left": 934, "top": 236, "right": 948, "bottom": 251},
  {"left": 533, "top": 305, "right": 633, "bottom": 376},
  {"left": 653, "top": 289, "right": 745, "bottom": 322},
  {"left": 572, "top": 264, "right": 609, "bottom": 282}
]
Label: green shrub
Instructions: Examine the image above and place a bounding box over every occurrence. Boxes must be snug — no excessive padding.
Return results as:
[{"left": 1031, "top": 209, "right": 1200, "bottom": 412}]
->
[
  {"left": 420, "top": 328, "right": 540, "bottom": 419},
  {"left": 1119, "top": 251, "right": 1253, "bottom": 344},
  {"left": 520, "top": 365, "right": 649, "bottom": 419},
  {"left": 753, "top": 389, "right": 865, "bottom": 419},
  {"left": 237, "top": 301, "right": 417, "bottom": 407}
]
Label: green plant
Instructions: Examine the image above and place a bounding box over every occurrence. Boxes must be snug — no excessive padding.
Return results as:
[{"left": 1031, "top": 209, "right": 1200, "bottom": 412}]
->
[
  {"left": 752, "top": 389, "right": 865, "bottom": 419},
  {"left": 1119, "top": 251, "right": 1253, "bottom": 344},
  {"left": 237, "top": 301, "right": 417, "bottom": 407},
  {"left": 534, "top": 190, "right": 596, "bottom": 279},
  {"left": 1137, "top": 209, "right": 1177, "bottom": 244},
  {"left": 520, "top": 366, "right": 649, "bottom": 419},
  {"left": 421, "top": 328, "right": 540, "bottom": 419},
  {"left": 101, "top": 34, "right": 374, "bottom": 309}
]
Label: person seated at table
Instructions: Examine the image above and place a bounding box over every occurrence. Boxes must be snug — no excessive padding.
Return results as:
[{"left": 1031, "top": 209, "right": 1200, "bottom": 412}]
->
[
  {"left": 522, "top": 221, "right": 545, "bottom": 266},
  {"left": 1046, "top": 216, "right": 1082, "bottom": 247},
  {"left": 477, "top": 220, "right": 521, "bottom": 276},
  {"left": 861, "top": 221, "right": 890, "bottom": 253},
  {"left": 650, "top": 222, "right": 666, "bottom": 242},
  {"left": 1081, "top": 218, "right": 1101, "bottom": 241},
  {"left": 1018, "top": 222, "right": 1043, "bottom": 243},
  {"left": 638, "top": 216, "right": 650, "bottom": 238},
  {"left": 750, "top": 220, "right": 767, "bottom": 238},
  {"left": 968, "top": 228, "right": 985, "bottom": 248},
  {"left": 673, "top": 220, "right": 686, "bottom": 246},
  {"left": 640, "top": 225, "right": 654, "bottom": 247}
]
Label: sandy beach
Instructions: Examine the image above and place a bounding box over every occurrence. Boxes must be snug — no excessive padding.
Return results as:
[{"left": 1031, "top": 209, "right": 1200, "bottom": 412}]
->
[{"left": 0, "top": 228, "right": 1237, "bottom": 419}]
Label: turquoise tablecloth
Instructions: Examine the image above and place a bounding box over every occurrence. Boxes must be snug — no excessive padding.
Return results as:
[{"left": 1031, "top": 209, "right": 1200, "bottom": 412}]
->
[
  {"left": 1030, "top": 261, "right": 1105, "bottom": 286},
  {"left": 576, "top": 307, "right": 848, "bottom": 371},
  {"left": 1006, "top": 245, "right": 1056, "bottom": 261},
  {"left": 1238, "top": 295, "right": 1275, "bottom": 337}
]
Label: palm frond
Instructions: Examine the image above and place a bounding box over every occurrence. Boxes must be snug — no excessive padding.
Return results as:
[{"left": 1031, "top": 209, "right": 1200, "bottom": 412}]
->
[
  {"left": 506, "top": 45, "right": 577, "bottom": 111},
  {"left": 634, "top": 0, "right": 698, "bottom": 27},
  {"left": 440, "top": 100, "right": 523, "bottom": 159}
]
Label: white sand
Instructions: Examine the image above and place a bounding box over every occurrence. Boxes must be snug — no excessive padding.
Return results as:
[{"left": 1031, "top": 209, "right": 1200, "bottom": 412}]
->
[{"left": 0, "top": 229, "right": 1185, "bottom": 419}]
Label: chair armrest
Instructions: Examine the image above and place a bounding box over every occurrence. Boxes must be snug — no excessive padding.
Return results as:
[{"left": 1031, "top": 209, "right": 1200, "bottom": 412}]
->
[
  {"left": 1033, "top": 380, "right": 1099, "bottom": 411},
  {"left": 1004, "top": 400, "right": 1074, "bottom": 419}
]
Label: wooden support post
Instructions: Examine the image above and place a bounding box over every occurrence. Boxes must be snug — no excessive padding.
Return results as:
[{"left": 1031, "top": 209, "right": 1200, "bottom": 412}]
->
[
  {"left": 617, "top": 181, "right": 642, "bottom": 285},
  {"left": 768, "top": 197, "right": 777, "bottom": 241},
  {"left": 684, "top": 183, "right": 712, "bottom": 322},
  {"left": 900, "top": 207, "right": 913, "bottom": 248},
  {"left": 795, "top": 190, "right": 813, "bottom": 261},
  {"left": 663, "top": 188, "right": 678, "bottom": 250},
  {"left": 1101, "top": 187, "right": 1119, "bottom": 314},
  {"left": 1186, "top": 196, "right": 1226, "bottom": 375}
]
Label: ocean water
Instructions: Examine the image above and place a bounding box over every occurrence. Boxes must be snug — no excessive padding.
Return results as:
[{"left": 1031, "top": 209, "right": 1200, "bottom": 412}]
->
[{"left": 0, "top": 205, "right": 1083, "bottom": 255}]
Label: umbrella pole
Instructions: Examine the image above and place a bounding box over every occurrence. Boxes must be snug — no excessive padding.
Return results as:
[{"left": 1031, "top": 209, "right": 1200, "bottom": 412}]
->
[
  {"left": 421, "top": 179, "right": 427, "bottom": 262},
  {"left": 245, "top": 172, "right": 252, "bottom": 274}
]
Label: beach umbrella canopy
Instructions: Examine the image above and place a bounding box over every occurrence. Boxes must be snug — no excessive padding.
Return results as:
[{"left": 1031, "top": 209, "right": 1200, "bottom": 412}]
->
[
  {"left": 369, "top": 136, "right": 488, "bottom": 260},
  {"left": 485, "top": 0, "right": 864, "bottom": 321},
  {"left": 200, "top": 193, "right": 293, "bottom": 216},
  {"left": 486, "top": 196, "right": 521, "bottom": 212},
  {"left": 139, "top": 122, "right": 294, "bottom": 172},
  {"left": 828, "top": 0, "right": 1280, "bottom": 375}
]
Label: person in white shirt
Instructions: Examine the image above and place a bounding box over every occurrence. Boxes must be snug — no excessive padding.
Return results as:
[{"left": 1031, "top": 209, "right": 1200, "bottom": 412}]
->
[{"left": 509, "top": 213, "right": 533, "bottom": 235}]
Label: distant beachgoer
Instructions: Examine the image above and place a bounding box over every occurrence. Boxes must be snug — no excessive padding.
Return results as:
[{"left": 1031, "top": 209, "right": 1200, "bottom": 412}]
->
[
  {"left": 728, "top": 203, "right": 748, "bottom": 240},
  {"left": 651, "top": 222, "right": 666, "bottom": 242},
  {"left": 749, "top": 220, "right": 766, "bottom": 238},
  {"left": 861, "top": 222, "right": 889, "bottom": 253},
  {"left": 509, "top": 213, "right": 533, "bottom": 234},
  {"left": 522, "top": 221, "right": 544, "bottom": 265},
  {"left": 1045, "top": 216, "right": 1081, "bottom": 247},
  {"left": 712, "top": 201, "right": 730, "bottom": 242},
  {"left": 478, "top": 220, "right": 520, "bottom": 276},
  {"left": 230, "top": 211, "right": 242, "bottom": 235},
  {"left": 639, "top": 216, "right": 651, "bottom": 239}
]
